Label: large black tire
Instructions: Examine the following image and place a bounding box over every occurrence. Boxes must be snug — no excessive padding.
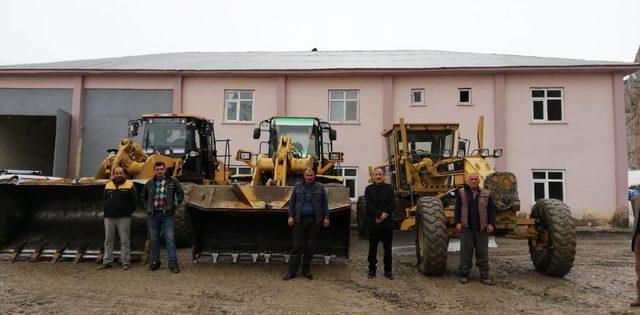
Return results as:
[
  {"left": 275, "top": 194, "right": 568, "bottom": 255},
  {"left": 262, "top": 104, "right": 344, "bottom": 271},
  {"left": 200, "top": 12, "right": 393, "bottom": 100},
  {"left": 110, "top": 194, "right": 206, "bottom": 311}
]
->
[
  {"left": 415, "top": 196, "right": 448, "bottom": 276},
  {"left": 356, "top": 195, "right": 368, "bottom": 237},
  {"left": 528, "top": 199, "right": 576, "bottom": 277},
  {"left": 173, "top": 183, "right": 194, "bottom": 248}
]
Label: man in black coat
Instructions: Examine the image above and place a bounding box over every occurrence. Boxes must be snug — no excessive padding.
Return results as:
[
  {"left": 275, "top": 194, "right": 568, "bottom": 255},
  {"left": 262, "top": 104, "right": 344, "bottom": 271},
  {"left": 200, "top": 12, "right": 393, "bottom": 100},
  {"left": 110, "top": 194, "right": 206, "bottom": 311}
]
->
[{"left": 365, "top": 167, "right": 396, "bottom": 279}]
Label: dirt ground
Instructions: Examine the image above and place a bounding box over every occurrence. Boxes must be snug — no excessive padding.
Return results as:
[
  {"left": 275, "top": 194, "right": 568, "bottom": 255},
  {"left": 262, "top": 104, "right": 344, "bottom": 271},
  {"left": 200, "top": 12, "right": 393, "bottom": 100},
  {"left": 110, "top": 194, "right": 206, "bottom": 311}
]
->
[{"left": 0, "top": 231, "right": 638, "bottom": 314}]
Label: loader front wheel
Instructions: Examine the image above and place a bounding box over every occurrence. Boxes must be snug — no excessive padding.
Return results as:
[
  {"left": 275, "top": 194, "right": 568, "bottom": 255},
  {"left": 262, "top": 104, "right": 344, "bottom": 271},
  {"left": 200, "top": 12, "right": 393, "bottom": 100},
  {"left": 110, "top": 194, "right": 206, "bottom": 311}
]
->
[
  {"left": 173, "top": 183, "right": 194, "bottom": 247},
  {"left": 356, "top": 195, "right": 368, "bottom": 237},
  {"left": 528, "top": 199, "right": 576, "bottom": 277},
  {"left": 415, "top": 196, "right": 448, "bottom": 276}
]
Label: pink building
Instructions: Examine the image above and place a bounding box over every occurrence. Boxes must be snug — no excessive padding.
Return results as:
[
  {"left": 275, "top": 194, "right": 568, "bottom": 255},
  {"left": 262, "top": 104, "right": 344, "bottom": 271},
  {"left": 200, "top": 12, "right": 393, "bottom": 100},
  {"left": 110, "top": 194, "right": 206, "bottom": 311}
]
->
[{"left": 0, "top": 50, "right": 638, "bottom": 223}]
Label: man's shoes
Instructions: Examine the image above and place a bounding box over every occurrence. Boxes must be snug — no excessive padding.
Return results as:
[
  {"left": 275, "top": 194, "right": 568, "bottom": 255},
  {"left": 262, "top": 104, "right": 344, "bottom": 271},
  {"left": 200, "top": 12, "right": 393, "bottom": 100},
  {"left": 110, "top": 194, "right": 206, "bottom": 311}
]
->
[
  {"left": 481, "top": 278, "right": 492, "bottom": 285},
  {"left": 384, "top": 271, "right": 394, "bottom": 280},
  {"left": 169, "top": 265, "right": 180, "bottom": 273},
  {"left": 148, "top": 261, "right": 161, "bottom": 271},
  {"left": 367, "top": 271, "right": 376, "bottom": 279},
  {"left": 282, "top": 273, "right": 297, "bottom": 281},
  {"left": 459, "top": 276, "right": 469, "bottom": 284},
  {"left": 302, "top": 271, "right": 313, "bottom": 280},
  {"left": 97, "top": 263, "right": 113, "bottom": 270},
  {"left": 122, "top": 264, "right": 130, "bottom": 271},
  {"left": 630, "top": 299, "right": 640, "bottom": 307}
]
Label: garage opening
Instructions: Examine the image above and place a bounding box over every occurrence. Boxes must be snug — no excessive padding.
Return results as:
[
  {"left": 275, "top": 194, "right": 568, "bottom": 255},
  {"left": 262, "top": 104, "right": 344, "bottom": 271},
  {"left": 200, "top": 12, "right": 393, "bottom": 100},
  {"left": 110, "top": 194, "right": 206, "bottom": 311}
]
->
[{"left": 0, "top": 110, "right": 70, "bottom": 177}]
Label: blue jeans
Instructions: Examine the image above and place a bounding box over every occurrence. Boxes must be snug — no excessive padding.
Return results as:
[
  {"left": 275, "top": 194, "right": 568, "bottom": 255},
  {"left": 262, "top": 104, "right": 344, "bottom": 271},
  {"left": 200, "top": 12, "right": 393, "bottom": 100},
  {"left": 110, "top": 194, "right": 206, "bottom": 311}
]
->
[{"left": 148, "top": 211, "right": 177, "bottom": 266}]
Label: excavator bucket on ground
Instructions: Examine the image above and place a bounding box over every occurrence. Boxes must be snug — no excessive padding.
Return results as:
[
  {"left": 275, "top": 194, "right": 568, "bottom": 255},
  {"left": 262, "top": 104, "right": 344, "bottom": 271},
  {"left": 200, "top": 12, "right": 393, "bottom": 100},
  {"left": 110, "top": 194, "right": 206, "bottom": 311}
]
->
[
  {"left": 188, "top": 184, "right": 351, "bottom": 263},
  {"left": 0, "top": 176, "right": 147, "bottom": 262}
]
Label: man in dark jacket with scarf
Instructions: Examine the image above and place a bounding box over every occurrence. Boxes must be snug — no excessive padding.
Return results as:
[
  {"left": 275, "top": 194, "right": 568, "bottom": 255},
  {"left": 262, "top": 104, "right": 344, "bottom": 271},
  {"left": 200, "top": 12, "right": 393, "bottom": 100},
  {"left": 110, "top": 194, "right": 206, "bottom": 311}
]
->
[
  {"left": 365, "top": 167, "right": 396, "bottom": 279},
  {"left": 140, "top": 161, "right": 185, "bottom": 273},
  {"left": 455, "top": 172, "right": 495, "bottom": 285},
  {"left": 283, "top": 168, "right": 330, "bottom": 281},
  {"left": 99, "top": 167, "right": 137, "bottom": 270}
]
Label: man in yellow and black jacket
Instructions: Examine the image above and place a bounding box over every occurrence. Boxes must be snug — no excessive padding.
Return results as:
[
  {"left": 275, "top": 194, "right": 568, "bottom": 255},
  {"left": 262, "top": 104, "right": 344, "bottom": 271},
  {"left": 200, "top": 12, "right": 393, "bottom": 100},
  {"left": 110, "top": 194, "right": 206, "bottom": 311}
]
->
[{"left": 98, "top": 167, "right": 137, "bottom": 270}]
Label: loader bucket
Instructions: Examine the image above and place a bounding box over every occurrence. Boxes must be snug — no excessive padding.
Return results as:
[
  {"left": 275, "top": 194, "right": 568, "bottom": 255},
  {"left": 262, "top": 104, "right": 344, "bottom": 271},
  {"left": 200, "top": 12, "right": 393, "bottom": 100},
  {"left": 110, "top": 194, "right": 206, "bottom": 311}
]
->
[
  {"left": 187, "top": 184, "right": 352, "bottom": 261},
  {"left": 0, "top": 177, "right": 148, "bottom": 262}
]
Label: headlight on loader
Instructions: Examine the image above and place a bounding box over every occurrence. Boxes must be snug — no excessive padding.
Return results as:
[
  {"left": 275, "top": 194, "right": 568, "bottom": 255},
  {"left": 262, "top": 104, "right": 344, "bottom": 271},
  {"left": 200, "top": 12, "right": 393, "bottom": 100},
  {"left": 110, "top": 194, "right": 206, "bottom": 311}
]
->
[
  {"left": 456, "top": 149, "right": 465, "bottom": 158},
  {"left": 328, "top": 152, "right": 344, "bottom": 162},
  {"left": 443, "top": 150, "right": 452, "bottom": 158},
  {"left": 493, "top": 149, "right": 503, "bottom": 157},
  {"left": 480, "top": 149, "right": 490, "bottom": 157}
]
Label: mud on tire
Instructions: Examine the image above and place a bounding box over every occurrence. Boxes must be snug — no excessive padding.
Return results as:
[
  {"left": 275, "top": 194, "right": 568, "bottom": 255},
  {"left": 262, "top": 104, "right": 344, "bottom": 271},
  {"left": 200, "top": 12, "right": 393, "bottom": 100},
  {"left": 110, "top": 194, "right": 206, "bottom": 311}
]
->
[
  {"left": 356, "top": 195, "right": 368, "bottom": 237},
  {"left": 528, "top": 198, "right": 576, "bottom": 277},
  {"left": 173, "top": 183, "right": 194, "bottom": 248},
  {"left": 415, "top": 196, "right": 448, "bottom": 276}
]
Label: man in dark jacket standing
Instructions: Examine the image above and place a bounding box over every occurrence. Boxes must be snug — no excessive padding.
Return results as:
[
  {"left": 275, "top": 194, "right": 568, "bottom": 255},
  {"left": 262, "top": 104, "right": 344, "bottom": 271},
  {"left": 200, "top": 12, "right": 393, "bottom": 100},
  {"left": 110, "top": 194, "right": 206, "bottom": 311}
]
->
[
  {"left": 630, "top": 195, "right": 640, "bottom": 307},
  {"left": 283, "top": 168, "right": 330, "bottom": 281},
  {"left": 140, "top": 161, "right": 185, "bottom": 273},
  {"left": 455, "top": 172, "right": 495, "bottom": 285},
  {"left": 99, "top": 167, "right": 137, "bottom": 270},
  {"left": 365, "top": 167, "right": 396, "bottom": 279}
]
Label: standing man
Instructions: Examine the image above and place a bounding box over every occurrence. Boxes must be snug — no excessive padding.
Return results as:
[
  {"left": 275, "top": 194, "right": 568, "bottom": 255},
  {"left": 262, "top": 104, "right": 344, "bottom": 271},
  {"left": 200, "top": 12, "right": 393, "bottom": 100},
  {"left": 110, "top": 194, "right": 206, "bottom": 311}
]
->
[
  {"left": 630, "top": 195, "right": 640, "bottom": 307},
  {"left": 99, "top": 166, "right": 137, "bottom": 270},
  {"left": 140, "top": 161, "right": 185, "bottom": 273},
  {"left": 365, "top": 167, "right": 396, "bottom": 279},
  {"left": 283, "top": 168, "right": 330, "bottom": 281},
  {"left": 455, "top": 172, "right": 495, "bottom": 285}
]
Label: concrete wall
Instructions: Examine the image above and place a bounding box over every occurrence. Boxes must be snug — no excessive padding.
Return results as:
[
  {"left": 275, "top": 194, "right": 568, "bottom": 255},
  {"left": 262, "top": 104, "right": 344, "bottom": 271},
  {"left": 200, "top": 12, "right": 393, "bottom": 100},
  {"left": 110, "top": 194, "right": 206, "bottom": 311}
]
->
[{"left": 0, "top": 115, "right": 56, "bottom": 175}]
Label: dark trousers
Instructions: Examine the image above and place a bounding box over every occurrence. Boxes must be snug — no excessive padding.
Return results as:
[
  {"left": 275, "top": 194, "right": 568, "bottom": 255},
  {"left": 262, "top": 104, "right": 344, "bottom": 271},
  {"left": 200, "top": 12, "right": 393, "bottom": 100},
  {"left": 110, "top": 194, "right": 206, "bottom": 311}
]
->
[
  {"left": 635, "top": 234, "right": 640, "bottom": 298},
  {"left": 288, "top": 217, "right": 321, "bottom": 274},
  {"left": 458, "top": 228, "right": 489, "bottom": 278},
  {"left": 368, "top": 229, "right": 393, "bottom": 273}
]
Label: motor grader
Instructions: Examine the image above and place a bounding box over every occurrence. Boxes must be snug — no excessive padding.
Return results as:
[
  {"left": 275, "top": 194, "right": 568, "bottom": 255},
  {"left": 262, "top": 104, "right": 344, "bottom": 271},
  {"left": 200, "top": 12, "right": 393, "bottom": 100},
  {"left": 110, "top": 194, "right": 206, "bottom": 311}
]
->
[
  {"left": 186, "top": 117, "right": 352, "bottom": 264},
  {"left": 0, "top": 113, "right": 229, "bottom": 262},
  {"left": 356, "top": 116, "right": 576, "bottom": 277}
]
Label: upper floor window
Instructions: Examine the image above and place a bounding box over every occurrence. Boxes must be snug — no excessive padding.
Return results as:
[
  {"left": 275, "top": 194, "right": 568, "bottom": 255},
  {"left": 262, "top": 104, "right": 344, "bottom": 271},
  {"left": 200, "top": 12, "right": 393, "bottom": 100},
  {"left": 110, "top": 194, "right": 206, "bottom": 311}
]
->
[
  {"left": 458, "top": 88, "right": 472, "bottom": 105},
  {"left": 411, "top": 89, "right": 425, "bottom": 106},
  {"left": 329, "top": 90, "right": 359, "bottom": 123},
  {"left": 531, "top": 88, "right": 563, "bottom": 122},
  {"left": 225, "top": 90, "right": 254, "bottom": 122},
  {"left": 533, "top": 170, "right": 565, "bottom": 202}
]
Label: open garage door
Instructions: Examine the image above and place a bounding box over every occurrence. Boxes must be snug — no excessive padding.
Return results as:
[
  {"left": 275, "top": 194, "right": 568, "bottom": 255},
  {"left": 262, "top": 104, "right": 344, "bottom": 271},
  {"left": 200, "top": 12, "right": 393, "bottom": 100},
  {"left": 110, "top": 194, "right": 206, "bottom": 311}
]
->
[{"left": 0, "top": 115, "right": 56, "bottom": 175}]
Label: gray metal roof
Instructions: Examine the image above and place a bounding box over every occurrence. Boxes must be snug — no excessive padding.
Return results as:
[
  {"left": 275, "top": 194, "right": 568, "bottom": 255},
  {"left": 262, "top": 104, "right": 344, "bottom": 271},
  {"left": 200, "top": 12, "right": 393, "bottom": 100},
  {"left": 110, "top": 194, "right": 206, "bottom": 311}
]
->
[{"left": 0, "top": 50, "right": 636, "bottom": 71}]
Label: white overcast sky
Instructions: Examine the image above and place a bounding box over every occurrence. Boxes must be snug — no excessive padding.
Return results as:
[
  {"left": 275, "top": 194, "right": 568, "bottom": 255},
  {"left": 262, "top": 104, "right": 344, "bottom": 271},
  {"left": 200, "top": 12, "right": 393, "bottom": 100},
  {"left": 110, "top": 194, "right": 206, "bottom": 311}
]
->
[{"left": 2, "top": 0, "right": 639, "bottom": 66}]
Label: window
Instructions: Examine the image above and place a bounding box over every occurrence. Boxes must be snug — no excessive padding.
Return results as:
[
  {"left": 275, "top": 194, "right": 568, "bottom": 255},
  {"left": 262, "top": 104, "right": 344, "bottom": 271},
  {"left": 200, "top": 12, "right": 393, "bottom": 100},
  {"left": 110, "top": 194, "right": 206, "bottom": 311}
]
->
[
  {"left": 532, "top": 170, "right": 565, "bottom": 202},
  {"left": 225, "top": 90, "right": 254, "bottom": 122},
  {"left": 411, "top": 89, "right": 425, "bottom": 106},
  {"left": 531, "top": 88, "right": 563, "bottom": 122},
  {"left": 336, "top": 167, "right": 358, "bottom": 202},
  {"left": 229, "top": 165, "right": 252, "bottom": 175},
  {"left": 458, "top": 88, "right": 472, "bottom": 105},
  {"left": 329, "top": 90, "right": 359, "bottom": 123}
]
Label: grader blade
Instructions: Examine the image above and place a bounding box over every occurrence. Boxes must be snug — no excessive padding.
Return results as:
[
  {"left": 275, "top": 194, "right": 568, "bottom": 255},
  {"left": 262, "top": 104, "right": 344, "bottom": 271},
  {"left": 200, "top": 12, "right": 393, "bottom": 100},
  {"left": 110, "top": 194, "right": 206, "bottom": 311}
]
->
[
  {"left": 187, "top": 184, "right": 351, "bottom": 261},
  {"left": 0, "top": 178, "right": 147, "bottom": 262}
]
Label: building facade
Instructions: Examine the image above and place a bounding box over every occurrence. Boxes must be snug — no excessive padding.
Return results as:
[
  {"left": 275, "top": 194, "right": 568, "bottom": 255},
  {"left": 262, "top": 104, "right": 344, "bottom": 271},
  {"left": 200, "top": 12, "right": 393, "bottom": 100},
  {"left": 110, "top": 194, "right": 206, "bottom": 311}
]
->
[{"left": 0, "top": 50, "right": 638, "bottom": 223}]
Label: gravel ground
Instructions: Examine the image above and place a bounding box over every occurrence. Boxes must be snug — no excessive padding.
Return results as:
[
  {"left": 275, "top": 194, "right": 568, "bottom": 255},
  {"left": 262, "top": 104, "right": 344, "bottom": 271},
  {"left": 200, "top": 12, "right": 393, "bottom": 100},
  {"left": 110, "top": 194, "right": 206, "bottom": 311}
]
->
[{"left": 0, "top": 231, "right": 637, "bottom": 314}]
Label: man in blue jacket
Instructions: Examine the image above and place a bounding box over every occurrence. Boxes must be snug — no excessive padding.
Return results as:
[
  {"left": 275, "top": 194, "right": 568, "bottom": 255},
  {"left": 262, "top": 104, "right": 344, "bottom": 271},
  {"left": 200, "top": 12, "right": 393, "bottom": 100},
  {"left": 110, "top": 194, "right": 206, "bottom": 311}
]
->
[{"left": 283, "top": 168, "right": 330, "bottom": 280}]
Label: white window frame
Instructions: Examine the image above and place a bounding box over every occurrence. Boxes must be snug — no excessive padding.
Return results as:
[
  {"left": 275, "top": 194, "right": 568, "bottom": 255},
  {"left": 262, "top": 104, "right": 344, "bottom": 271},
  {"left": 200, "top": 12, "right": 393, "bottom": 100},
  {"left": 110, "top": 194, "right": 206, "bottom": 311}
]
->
[
  {"left": 328, "top": 90, "right": 360, "bottom": 124},
  {"left": 224, "top": 90, "right": 254, "bottom": 123},
  {"left": 532, "top": 169, "right": 566, "bottom": 203},
  {"left": 229, "top": 165, "right": 253, "bottom": 175},
  {"left": 337, "top": 167, "right": 358, "bottom": 202},
  {"left": 411, "top": 88, "right": 426, "bottom": 106},
  {"left": 457, "top": 88, "right": 472, "bottom": 105},
  {"left": 530, "top": 88, "right": 564, "bottom": 123}
]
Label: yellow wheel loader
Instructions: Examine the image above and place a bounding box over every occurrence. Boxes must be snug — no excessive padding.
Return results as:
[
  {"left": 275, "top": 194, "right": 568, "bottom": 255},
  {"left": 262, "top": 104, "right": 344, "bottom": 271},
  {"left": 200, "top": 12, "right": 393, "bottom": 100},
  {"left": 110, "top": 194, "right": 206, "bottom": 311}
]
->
[
  {"left": 0, "top": 113, "right": 229, "bottom": 262},
  {"left": 357, "top": 116, "right": 576, "bottom": 277},
  {"left": 187, "top": 117, "right": 351, "bottom": 264}
]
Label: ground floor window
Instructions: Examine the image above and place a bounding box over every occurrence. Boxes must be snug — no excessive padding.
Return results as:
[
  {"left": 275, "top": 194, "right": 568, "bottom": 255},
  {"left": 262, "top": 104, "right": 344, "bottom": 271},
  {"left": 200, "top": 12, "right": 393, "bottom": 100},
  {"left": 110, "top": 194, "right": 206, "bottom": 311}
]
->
[
  {"left": 336, "top": 167, "right": 358, "bottom": 202},
  {"left": 532, "top": 170, "right": 565, "bottom": 202},
  {"left": 229, "top": 165, "right": 252, "bottom": 175}
]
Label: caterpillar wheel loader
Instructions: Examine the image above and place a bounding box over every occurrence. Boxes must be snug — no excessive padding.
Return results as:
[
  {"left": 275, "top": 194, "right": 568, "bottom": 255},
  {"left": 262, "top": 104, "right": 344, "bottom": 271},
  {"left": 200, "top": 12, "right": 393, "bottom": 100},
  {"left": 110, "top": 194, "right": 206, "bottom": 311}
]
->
[
  {"left": 0, "top": 113, "right": 229, "bottom": 263},
  {"left": 356, "top": 116, "right": 576, "bottom": 277},
  {"left": 187, "top": 117, "right": 352, "bottom": 264}
]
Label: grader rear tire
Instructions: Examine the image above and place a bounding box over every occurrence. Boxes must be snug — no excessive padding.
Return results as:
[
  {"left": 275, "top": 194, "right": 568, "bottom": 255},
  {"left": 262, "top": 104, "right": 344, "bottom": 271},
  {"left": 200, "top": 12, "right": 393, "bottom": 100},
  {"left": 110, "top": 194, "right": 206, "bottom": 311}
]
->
[
  {"left": 173, "top": 183, "right": 194, "bottom": 248},
  {"left": 415, "top": 197, "right": 448, "bottom": 276},
  {"left": 528, "top": 199, "right": 576, "bottom": 277},
  {"left": 356, "top": 196, "right": 368, "bottom": 237}
]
